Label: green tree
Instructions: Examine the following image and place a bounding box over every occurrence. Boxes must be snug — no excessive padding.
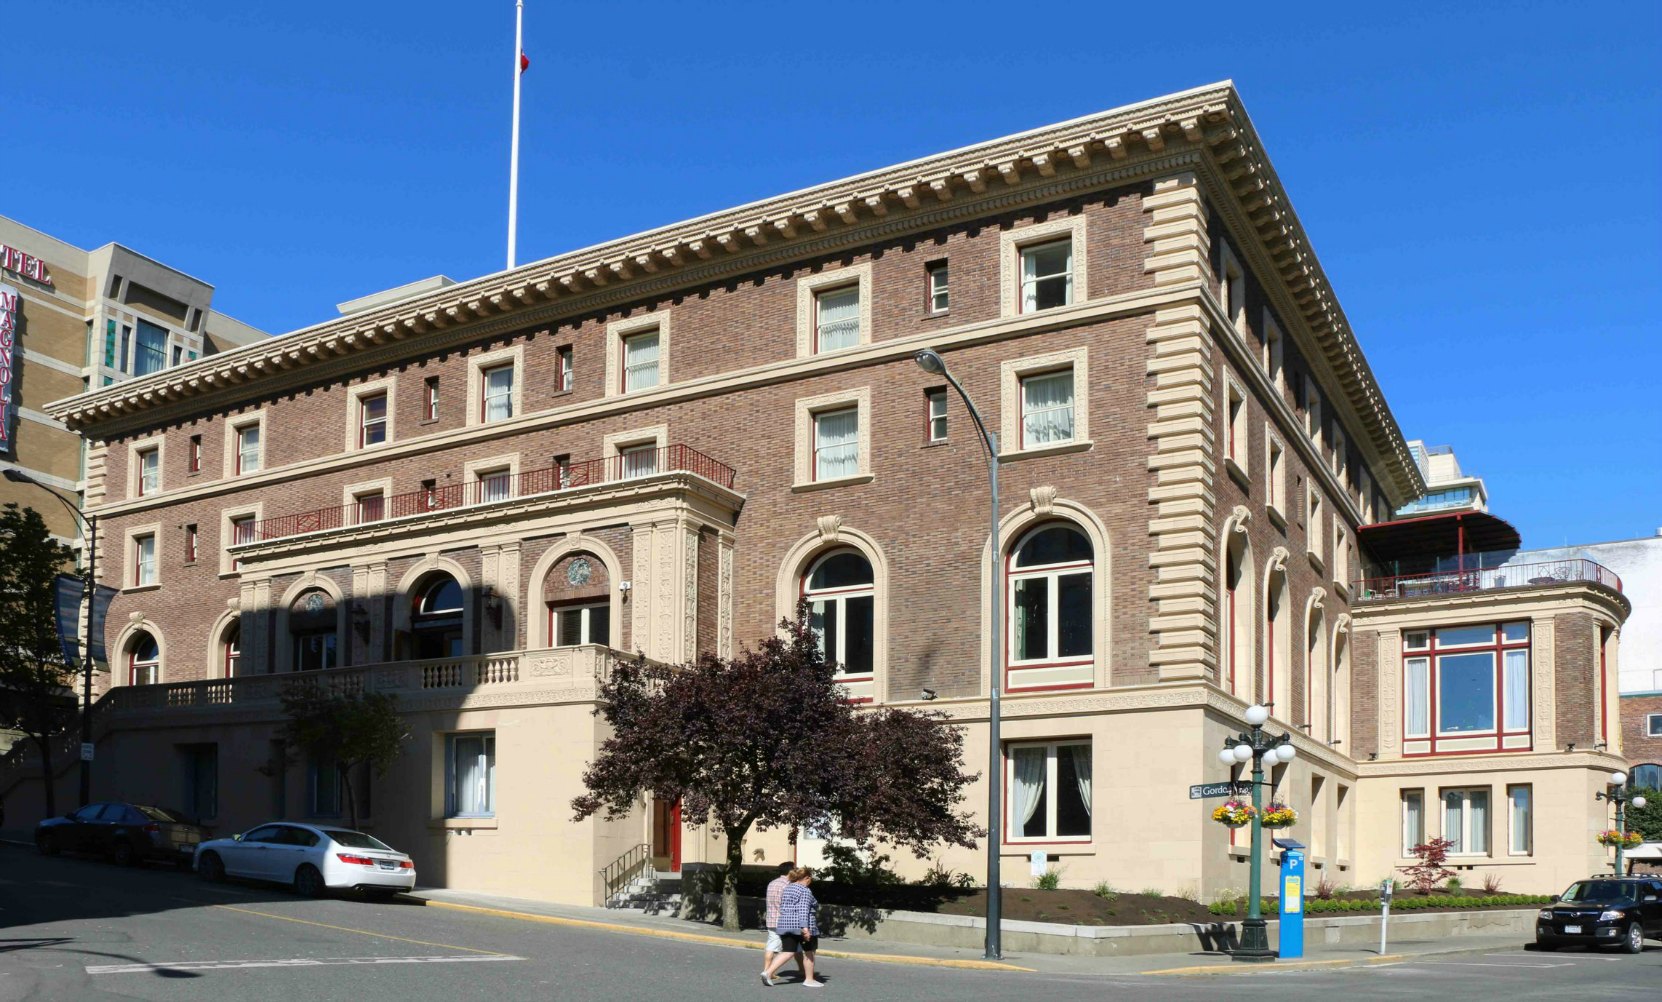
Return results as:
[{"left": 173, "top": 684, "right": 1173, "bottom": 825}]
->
[
  {"left": 571, "top": 614, "right": 980, "bottom": 931},
  {"left": 0, "top": 503, "right": 77, "bottom": 819},
  {"left": 1627, "top": 787, "right": 1661, "bottom": 843},
  {"left": 277, "top": 684, "right": 408, "bottom": 829}
]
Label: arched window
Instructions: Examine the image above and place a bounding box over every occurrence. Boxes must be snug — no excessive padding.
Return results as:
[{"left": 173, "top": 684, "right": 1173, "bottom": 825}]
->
[
  {"left": 413, "top": 576, "right": 465, "bottom": 659},
  {"left": 1630, "top": 763, "right": 1662, "bottom": 792},
  {"left": 1008, "top": 524, "right": 1093, "bottom": 687},
  {"left": 290, "top": 589, "right": 338, "bottom": 672},
  {"left": 222, "top": 621, "right": 241, "bottom": 678},
  {"left": 803, "top": 550, "right": 875, "bottom": 682},
  {"left": 129, "top": 632, "right": 160, "bottom": 686}
]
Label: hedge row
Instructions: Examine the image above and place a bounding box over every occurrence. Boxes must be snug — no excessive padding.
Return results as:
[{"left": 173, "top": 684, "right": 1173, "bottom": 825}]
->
[{"left": 1207, "top": 893, "right": 1554, "bottom": 916}]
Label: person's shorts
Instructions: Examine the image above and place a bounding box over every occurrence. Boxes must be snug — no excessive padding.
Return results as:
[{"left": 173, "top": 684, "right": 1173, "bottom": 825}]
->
[
  {"left": 778, "top": 932, "right": 819, "bottom": 953},
  {"left": 765, "top": 930, "right": 783, "bottom": 952}
]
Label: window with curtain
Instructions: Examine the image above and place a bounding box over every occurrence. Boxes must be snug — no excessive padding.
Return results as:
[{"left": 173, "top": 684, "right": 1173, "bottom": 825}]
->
[
  {"left": 813, "top": 408, "right": 859, "bottom": 480},
  {"left": 447, "top": 733, "right": 496, "bottom": 817},
  {"left": 803, "top": 550, "right": 875, "bottom": 681},
  {"left": 1507, "top": 784, "right": 1532, "bottom": 855},
  {"left": 552, "top": 602, "right": 610, "bottom": 647},
  {"left": 1402, "top": 623, "right": 1531, "bottom": 753},
  {"left": 482, "top": 364, "right": 515, "bottom": 422},
  {"left": 359, "top": 393, "right": 388, "bottom": 446},
  {"left": 621, "top": 444, "right": 659, "bottom": 479},
  {"left": 1007, "top": 741, "right": 1090, "bottom": 840},
  {"left": 623, "top": 330, "right": 661, "bottom": 392},
  {"left": 1442, "top": 788, "right": 1489, "bottom": 855},
  {"left": 1019, "top": 239, "right": 1072, "bottom": 312},
  {"left": 1401, "top": 789, "right": 1425, "bottom": 856},
  {"left": 1020, "top": 370, "right": 1074, "bottom": 448},
  {"left": 814, "top": 286, "right": 860, "bottom": 352},
  {"left": 477, "top": 469, "right": 512, "bottom": 503},
  {"left": 1008, "top": 524, "right": 1093, "bottom": 667},
  {"left": 134, "top": 319, "right": 168, "bottom": 376}
]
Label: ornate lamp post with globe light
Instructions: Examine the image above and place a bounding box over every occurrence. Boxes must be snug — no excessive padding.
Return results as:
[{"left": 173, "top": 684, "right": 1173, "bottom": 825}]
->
[
  {"left": 1218, "top": 703, "right": 1298, "bottom": 962},
  {"left": 1595, "top": 771, "right": 1648, "bottom": 876}
]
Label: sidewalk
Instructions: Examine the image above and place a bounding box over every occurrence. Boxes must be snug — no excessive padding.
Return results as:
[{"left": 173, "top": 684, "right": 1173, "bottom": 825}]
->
[{"left": 399, "top": 886, "right": 1535, "bottom": 977}]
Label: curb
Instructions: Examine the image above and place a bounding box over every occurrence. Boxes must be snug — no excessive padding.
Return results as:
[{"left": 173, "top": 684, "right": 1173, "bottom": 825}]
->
[
  {"left": 403, "top": 896, "right": 1035, "bottom": 973},
  {"left": 1144, "top": 954, "right": 1407, "bottom": 976}
]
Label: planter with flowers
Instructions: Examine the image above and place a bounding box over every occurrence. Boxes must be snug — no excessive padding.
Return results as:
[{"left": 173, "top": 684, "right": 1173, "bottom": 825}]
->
[
  {"left": 1596, "top": 830, "right": 1643, "bottom": 849},
  {"left": 1213, "top": 800, "right": 1257, "bottom": 828},
  {"left": 1259, "top": 803, "right": 1298, "bottom": 829}
]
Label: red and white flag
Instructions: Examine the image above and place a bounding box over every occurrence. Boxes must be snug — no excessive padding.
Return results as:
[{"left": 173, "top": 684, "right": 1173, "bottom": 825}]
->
[{"left": 520, "top": 51, "right": 529, "bottom": 73}]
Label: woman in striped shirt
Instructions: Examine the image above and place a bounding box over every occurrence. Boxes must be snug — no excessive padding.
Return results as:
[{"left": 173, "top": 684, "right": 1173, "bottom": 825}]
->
[{"left": 762, "top": 867, "right": 823, "bottom": 987}]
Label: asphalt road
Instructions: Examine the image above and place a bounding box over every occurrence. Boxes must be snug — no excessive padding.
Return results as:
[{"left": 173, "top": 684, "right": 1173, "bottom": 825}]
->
[{"left": 0, "top": 844, "right": 1655, "bottom": 1000}]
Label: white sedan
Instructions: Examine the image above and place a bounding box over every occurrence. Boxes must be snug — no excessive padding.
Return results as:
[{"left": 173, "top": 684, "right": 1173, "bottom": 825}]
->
[{"left": 195, "top": 822, "right": 416, "bottom": 898}]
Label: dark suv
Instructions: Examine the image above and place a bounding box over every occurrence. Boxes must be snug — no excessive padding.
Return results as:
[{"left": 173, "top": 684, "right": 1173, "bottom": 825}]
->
[
  {"left": 1536, "top": 876, "right": 1662, "bottom": 953},
  {"left": 35, "top": 802, "right": 204, "bottom": 868}
]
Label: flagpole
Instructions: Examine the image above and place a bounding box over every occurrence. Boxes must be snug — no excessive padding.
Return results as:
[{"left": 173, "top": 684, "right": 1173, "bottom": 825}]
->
[{"left": 507, "top": 0, "right": 524, "bottom": 269}]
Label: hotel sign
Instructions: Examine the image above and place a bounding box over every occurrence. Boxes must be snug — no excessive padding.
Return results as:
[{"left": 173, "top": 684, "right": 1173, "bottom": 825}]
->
[
  {"left": 0, "top": 244, "right": 53, "bottom": 287},
  {"left": 0, "top": 284, "right": 17, "bottom": 454}
]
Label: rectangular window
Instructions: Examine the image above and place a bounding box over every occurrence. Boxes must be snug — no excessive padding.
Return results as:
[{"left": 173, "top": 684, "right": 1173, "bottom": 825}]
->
[
  {"left": 134, "top": 319, "right": 168, "bottom": 377},
  {"left": 188, "top": 435, "right": 202, "bottom": 474},
  {"left": 1508, "top": 784, "right": 1532, "bottom": 855},
  {"left": 1649, "top": 713, "right": 1662, "bottom": 738},
  {"left": 1332, "top": 423, "right": 1347, "bottom": 480},
  {"left": 119, "top": 324, "right": 132, "bottom": 373},
  {"left": 1019, "top": 239, "right": 1073, "bottom": 313},
  {"left": 1333, "top": 525, "right": 1348, "bottom": 585},
  {"left": 477, "top": 469, "right": 511, "bottom": 504},
  {"left": 556, "top": 346, "right": 574, "bottom": 392},
  {"left": 1442, "top": 788, "right": 1490, "bottom": 855},
  {"left": 482, "top": 364, "right": 515, "bottom": 422},
  {"left": 1503, "top": 647, "right": 1530, "bottom": 731},
  {"left": 620, "top": 444, "right": 659, "bottom": 479},
  {"left": 184, "top": 524, "right": 198, "bottom": 564},
  {"left": 104, "top": 319, "right": 117, "bottom": 368},
  {"left": 424, "top": 376, "right": 439, "bottom": 420},
  {"left": 359, "top": 392, "right": 388, "bottom": 447},
  {"left": 813, "top": 407, "right": 860, "bottom": 480},
  {"left": 1405, "top": 656, "right": 1430, "bottom": 738},
  {"left": 171, "top": 345, "right": 183, "bottom": 367},
  {"left": 622, "top": 329, "right": 661, "bottom": 392},
  {"left": 1264, "top": 318, "right": 1283, "bottom": 390},
  {"left": 354, "top": 491, "right": 386, "bottom": 524},
  {"left": 1020, "top": 370, "right": 1075, "bottom": 448},
  {"left": 137, "top": 448, "right": 159, "bottom": 497},
  {"left": 420, "top": 478, "right": 439, "bottom": 511},
  {"left": 446, "top": 733, "right": 496, "bottom": 818},
  {"left": 814, "top": 286, "right": 861, "bottom": 353},
  {"left": 1267, "top": 437, "right": 1287, "bottom": 516},
  {"left": 926, "top": 389, "right": 948, "bottom": 443},
  {"left": 236, "top": 424, "right": 261, "bottom": 475},
  {"left": 1401, "top": 789, "right": 1425, "bottom": 855},
  {"left": 1007, "top": 741, "right": 1091, "bottom": 841},
  {"left": 1222, "top": 245, "right": 1245, "bottom": 333},
  {"left": 1307, "top": 491, "right": 1324, "bottom": 564},
  {"left": 554, "top": 454, "right": 573, "bottom": 489},
  {"left": 134, "top": 534, "right": 156, "bottom": 586},
  {"left": 553, "top": 602, "right": 610, "bottom": 647},
  {"left": 229, "top": 516, "right": 256, "bottom": 572},
  {"left": 927, "top": 261, "right": 949, "bottom": 313},
  {"left": 1304, "top": 378, "right": 1323, "bottom": 449},
  {"left": 1225, "top": 381, "right": 1246, "bottom": 467}
]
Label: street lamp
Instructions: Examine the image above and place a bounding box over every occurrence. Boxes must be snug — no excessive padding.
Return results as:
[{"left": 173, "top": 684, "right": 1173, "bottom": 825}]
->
[
  {"left": 4, "top": 468, "right": 98, "bottom": 807},
  {"left": 1219, "top": 703, "right": 1298, "bottom": 963},
  {"left": 913, "top": 347, "right": 1004, "bottom": 960},
  {"left": 1596, "top": 770, "right": 1649, "bottom": 876}
]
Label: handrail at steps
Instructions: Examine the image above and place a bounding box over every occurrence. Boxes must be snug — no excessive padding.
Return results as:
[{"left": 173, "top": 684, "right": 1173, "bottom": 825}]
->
[{"left": 599, "top": 842, "right": 655, "bottom": 907}]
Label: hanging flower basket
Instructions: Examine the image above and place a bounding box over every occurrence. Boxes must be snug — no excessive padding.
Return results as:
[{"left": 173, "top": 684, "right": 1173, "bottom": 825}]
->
[
  {"left": 1260, "top": 803, "right": 1298, "bottom": 829},
  {"left": 1597, "top": 830, "right": 1643, "bottom": 849},
  {"left": 1213, "top": 800, "right": 1256, "bottom": 828}
]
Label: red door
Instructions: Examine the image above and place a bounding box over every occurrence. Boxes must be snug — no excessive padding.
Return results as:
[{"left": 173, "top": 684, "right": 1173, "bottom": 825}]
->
[{"left": 653, "top": 797, "right": 682, "bottom": 873}]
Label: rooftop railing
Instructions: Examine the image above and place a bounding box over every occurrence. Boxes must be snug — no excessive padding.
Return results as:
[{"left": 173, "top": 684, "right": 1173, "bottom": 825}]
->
[
  {"left": 1354, "top": 558, "right": 1622, "bottom": 603},
  {"left": 249, "top": 444, "right": 735, "bottom": 542}
]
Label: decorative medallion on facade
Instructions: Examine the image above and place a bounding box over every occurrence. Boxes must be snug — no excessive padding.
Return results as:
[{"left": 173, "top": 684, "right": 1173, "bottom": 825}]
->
[{"left": 566, "top": 557, "right": 593, "bottom": 587}]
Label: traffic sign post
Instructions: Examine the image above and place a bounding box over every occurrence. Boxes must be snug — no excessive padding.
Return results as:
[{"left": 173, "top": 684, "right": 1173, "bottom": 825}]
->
[{"left": 1278, "top": 846, "right": 1305, "bottom": 959}]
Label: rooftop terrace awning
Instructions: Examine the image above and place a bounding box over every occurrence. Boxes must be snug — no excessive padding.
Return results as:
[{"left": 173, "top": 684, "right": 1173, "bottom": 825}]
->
[{"left": 1359, "top": 510, "right": 1521, "bottom": 565}]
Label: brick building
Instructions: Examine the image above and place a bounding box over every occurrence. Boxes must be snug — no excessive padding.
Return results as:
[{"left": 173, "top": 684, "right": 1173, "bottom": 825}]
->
[{"left": 0, "top": 83, "right": 1634, "bottom": 903}]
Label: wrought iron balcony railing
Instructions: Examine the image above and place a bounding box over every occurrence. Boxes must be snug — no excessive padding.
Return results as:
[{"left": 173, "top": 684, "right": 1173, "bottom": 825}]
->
[{"left": 1353, "top": 558, "right": 1622, "bottom": 602}]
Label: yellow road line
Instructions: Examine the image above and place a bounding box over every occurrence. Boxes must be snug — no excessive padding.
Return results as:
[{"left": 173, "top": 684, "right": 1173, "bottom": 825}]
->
[
  {"left": 1145, "top": 954, "right": 1405, "bottom": 976},
  {"left": 409, "top": 898, "right": 1034, "bottom": 972},
  {"left": 210, "top": 904, "right": 509, "bottom": 957}
]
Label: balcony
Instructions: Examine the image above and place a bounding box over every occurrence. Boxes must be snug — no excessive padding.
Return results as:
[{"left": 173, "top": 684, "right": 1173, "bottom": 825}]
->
[
  {"left": 249, "top": 444, "right": 736, "bottom": 542},
  {"left": 1354, "top": 557, "right": 1622, "bottom": 603}
]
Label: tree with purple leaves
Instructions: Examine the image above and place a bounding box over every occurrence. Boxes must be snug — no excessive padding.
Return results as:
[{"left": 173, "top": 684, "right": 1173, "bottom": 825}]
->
[{"left": 573, "top": 612, "right": 980, "bottom": 931}]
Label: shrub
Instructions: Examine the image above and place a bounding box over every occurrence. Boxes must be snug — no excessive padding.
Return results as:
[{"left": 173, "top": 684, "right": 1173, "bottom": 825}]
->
[
  {"left": 1035, "top": 869, "right": 1062, "bottom": 891},
  {"left": 1138, "top": 888, "right": 1163, "bottom": 898},
  {"left": 921, "top": 860, "right": 976, "bottom": 889},
  {"left": 1313, "top": 874, "right": 1338, "bottom": 900},
  {"left": 1480, "top": 871, "right": 1503, "bottom": 894},
  {"left": 1093, "top": 881, "right": 1118, "bottom": 901},
  {"left": 820, "top": 843, "right": 903, "bottom": 888},
  {"left": 1399, "top": 837, "right": 1457, "bottom": 893},
  {"left": 1445, "top": 876, "right": 1462, "bottom": 894}
]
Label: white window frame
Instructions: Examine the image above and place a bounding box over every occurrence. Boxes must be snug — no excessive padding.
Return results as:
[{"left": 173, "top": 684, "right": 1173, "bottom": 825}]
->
[
  {"left": 465, "top": 345, "right": 524, "bottom": 428},
  {"left": 424, "top": 376, "right": 440, "bottom": 421},
  {"left": 606, "top": 310, "right": 671, "bottom": 397},
  {"left": 1004, "top": 740, "right": 1092, "bottom": 844},
  {"left": 1304, "top": 377, "right": 1323, "bottom": 452},
  {"left": 927, "top": 260, "right": 949, "bottom": 314},
  {"left": 999, "top": 215, "right": 1087, "bottom": 318},
  {"left": 1223, "top": 376, "right": 1248, "bottom": 482},
  {"left": 926, "top": 388, "right": 948, "bottom": 443},
  {"left": 346, "top": 377, "right": 396, "bottom": 451},
  {"left": 464, "top": 453, "right": 520, "bottom": 505},
  {"left": 1307, "top": 489, "right": 1324, "bottom": 568},
  {"left": 999, "top": 348, "right": 1090, "bottom": 459},
  {"left": 793, "top": 389, "right": 872, "bottom": 490},
  {"left": 223, "top": 410, "right": 267, "bottom": 478},
  {"left": 136, "top": 446, "right": 160, "bottom": 498},
  {"left": 603, "top": 425, "right": 669, "bottom": 482},
  {"left": 342, "top": 477, "right": 393, "bottom": 526},
  {"left": 1401, "top": 788, "right": 1425, "bottom": 856},
  {"left": 445, "top": 732, "right": 496, "bottom": 819},
  {"left": 1333, "top": 524, "right": 1349, "bottom": 594},
  {"left": 1649, "top": 713, "right": 1662, "bottom": 738},
  {"left": 556, "top": 345, "right": 574, "bottom": 393},
  {"left": 1263, "top": 315, "right": 1284, "bottom": 394},
  {"left": 552, "top": 602, "right": 610, "bottom": 647},
  {"left": 795, "top": 262, "right": 872, "bottom": 358},
  {"left": 812, "top": 407, "right": 860, "bottom": 482},
  {"left": 1441, "top": 787, "right": 1491, "bottom": 857},
  {"left": 802, "top": 550, "right": 876, "bottom": 682},
  {"left": 132, "top": 530, "right": 158, "bottom": 588},
  {"left": 220, "top": 504, "right": 263, "bottom": 577},
  {"left": 1006, "top": 525, "right": 1094, "bottom": 669},
  {"left": 1507, "top": 783, "right": 1532, "bottom": 856},
  {"left": 1405, "top": 655, "right": 1431, "bottom": 739}
]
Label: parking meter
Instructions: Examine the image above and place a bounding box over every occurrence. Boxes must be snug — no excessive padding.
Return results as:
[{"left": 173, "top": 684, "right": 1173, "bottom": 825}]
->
[{"left": 1278, "top": 846, "right": 1305, "bottom": 959}]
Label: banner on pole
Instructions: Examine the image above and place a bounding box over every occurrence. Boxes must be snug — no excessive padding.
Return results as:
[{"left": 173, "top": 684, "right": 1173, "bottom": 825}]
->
[
  {"left": 52, "top": 573, "right": 84, "bottom": 665},
  {"left": 86, "top": 583, "right": 118, "bottom": 669}
]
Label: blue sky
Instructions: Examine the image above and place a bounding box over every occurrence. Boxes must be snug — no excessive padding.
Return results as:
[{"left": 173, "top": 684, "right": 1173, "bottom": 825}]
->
[{"left": 8, "top": 1, "right": 1658, "bottom": 547}]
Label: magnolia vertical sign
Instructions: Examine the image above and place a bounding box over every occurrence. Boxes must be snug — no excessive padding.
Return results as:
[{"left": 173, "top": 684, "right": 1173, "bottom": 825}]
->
[{"left": 0, "top": 283, "right": 18, "bottom": 455}]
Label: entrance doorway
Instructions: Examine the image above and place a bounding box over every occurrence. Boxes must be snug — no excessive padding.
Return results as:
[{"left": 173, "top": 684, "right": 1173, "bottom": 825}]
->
[{"left": 651, "top": 797, "right": 681, "bottom": 873}]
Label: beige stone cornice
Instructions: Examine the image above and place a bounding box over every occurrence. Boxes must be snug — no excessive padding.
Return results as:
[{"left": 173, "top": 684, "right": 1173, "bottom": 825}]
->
[{"left": 47, "top": 82, "right": 1417, "bottom": 494}]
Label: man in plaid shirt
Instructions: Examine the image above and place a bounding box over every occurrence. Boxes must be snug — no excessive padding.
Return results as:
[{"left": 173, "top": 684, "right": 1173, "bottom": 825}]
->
[{"left": 761, "top": 862, "right": 802, "bottom": 979}]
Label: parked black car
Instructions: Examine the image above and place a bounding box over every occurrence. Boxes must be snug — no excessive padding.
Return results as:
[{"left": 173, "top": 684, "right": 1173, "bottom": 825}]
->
[
  {"left": 35, "top": 802, "right": 203, "bottom": 868},
  {"left": 1536, "top": 876, "right": 1662, "bottom": 953}
]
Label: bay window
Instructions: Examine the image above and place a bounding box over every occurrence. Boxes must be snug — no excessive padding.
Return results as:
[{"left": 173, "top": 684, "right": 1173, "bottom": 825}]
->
[{"left": 1007, "top": 741, "right": 1091, "bottom": 841}]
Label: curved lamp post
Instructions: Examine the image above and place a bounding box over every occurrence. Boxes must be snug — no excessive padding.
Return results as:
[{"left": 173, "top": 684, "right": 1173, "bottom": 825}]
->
[
  {"left": 1219, "top": 703, "right": 1298, "bottom": 962},
  {"left": 913, "top": 347, "right": 1003, "bottom": 960},
  {"left": 1596, "top": 770, "right": 1649, "bottom": 875},
  {"left": 3, "top": 468, "right": 98, "bottom": 807}
]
